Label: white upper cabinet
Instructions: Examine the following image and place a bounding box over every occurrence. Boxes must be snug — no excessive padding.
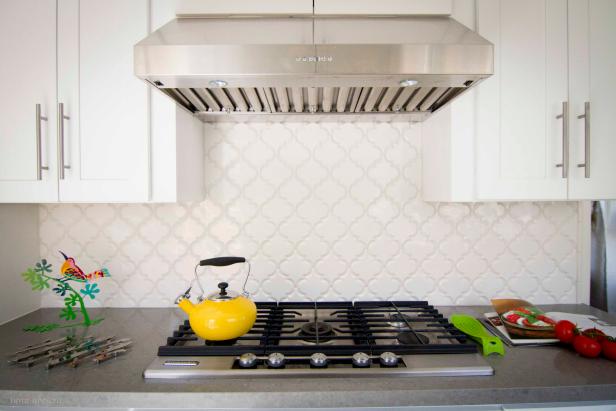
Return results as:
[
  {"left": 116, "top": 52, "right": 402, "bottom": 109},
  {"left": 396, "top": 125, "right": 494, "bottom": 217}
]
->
[
  {"left": 475, "top": 0, "right": 569, "bottom": 200},
  {"left": 567, "top": 0, "right": 616, "bottom": 199},
  {"left": 0, "top": 0, "right": 58, "bottom": 202},
  {"left": 176, "top": 0, "right": 314, "bottom": 16},
  {"left": 314, "top": 0, "right": 452, "bottom": 15},
  {"left": 423, "top": 0, "right": 616, "bottom": 202},
  {"left": 0, "top": 0, "right": 204, "bottom": 203},
  {"left": 57, "top": 0, "right": 150, "bottom": 202}
]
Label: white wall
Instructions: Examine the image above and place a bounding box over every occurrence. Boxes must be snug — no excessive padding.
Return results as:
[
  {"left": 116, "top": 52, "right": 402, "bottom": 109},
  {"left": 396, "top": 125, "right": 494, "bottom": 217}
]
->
[
  {"left": 0, "top": 204, "right": 40, "bottom": 324},
  {"left": 39, "top": 121, "right": 579, "bottom": 307}
]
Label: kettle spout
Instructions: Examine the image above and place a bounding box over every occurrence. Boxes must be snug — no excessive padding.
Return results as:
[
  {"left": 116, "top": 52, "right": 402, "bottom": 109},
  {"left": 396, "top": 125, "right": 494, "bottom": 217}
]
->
[{"left": 177, "top": 297, "right": 195, "bottom": 315}]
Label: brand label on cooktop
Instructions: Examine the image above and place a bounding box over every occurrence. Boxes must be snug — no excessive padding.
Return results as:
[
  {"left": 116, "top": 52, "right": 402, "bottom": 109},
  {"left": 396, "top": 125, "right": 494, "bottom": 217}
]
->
[{"left": 295, "top": 56, "right": 334, "bottom": 63}]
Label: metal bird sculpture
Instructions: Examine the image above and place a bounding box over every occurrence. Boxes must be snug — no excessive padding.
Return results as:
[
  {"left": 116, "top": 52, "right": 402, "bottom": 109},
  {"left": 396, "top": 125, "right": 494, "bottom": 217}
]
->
[
  {"left": 59, "top": 251, "right": 110, "bottom": 282},
  {"left": 20, "top": 254, "right": 111, "bottom": 332}
]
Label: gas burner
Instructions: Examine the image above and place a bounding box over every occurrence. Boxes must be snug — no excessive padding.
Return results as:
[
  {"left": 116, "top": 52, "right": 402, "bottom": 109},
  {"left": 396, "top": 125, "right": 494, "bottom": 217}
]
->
[
  {"left": 397, "top": 331, "right": 429, "bottom": 345},
  {"left": 388, "top": 313, "right": 413, "bottom": 328},
  {"left": 298, "top": 321, "right": 335, "bottom": 343}
]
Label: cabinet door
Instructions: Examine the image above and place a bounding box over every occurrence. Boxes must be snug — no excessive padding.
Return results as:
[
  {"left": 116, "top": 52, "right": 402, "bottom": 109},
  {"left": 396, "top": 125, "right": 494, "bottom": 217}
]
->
[
  {"left": 57, "top": 0, "right": 150, "bottom": 202},
  {"left": 568, "top": 0, "right": 616, "bottom": 199},
  {"left": 475, "top": 0, "right": 568, "bottom": 200},
  {"left": 314, "top": 0, "right": 452, "bottom": 15},
  {"left": 0, "top": 0, "right": 58, "bottom": 202},
  {"left": 177, "top": 0, "right": 313, "bottom": 15}
]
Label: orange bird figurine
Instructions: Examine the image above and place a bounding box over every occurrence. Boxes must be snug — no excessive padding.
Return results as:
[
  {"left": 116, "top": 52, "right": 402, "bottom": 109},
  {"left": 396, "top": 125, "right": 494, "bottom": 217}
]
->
[{"left": 59, "top": 251, "right": 110, "bottom": 282}]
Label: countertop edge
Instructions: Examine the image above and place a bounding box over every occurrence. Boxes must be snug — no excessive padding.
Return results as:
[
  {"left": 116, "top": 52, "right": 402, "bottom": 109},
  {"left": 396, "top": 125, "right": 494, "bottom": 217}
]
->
[{"left": 2, "top": 385, "right": 616, "bottom": 409}]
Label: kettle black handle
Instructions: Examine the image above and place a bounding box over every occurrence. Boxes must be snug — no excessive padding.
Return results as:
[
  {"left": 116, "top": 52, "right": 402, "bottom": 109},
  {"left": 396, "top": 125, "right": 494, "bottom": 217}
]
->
[{"left": 199, "top": 256, "right": 246, "bottom": 267}]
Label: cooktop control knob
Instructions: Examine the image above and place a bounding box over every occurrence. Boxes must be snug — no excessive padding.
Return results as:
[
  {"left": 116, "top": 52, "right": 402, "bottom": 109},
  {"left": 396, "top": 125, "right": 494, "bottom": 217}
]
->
[
  {"left": 267, "top": 352, "right": 285, "bottom": 368},
  {"left": 379, "top": 352, "right": 399, "bottom": 367},
  {"left": 352, "top": 352, "right": 371, "bottom": 368},
  {"left": 238, "top": 353, "right": 257, "bottom": 368},
  {"left": 310, "top": 352, "right": 328, "bottom": 367}
]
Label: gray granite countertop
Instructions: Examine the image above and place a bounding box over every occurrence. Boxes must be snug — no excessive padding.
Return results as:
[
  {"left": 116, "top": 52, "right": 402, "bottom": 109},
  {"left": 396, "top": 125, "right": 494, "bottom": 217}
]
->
[{"left": 1, "top": 305, "right": 616, "bottom": 409}]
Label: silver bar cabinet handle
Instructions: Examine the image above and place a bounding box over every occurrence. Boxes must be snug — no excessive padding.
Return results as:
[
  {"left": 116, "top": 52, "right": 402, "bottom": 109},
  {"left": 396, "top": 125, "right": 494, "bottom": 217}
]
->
[
  {"left": 57, "top": 103, "right": 71, "bottom": 180},
  {"left": 35, "top": 104, "right": 49, "bottom": 180},
  {"left": 576, "top": 101, "right": 590, "bottom": 178},
  {"left": 555, "top": 101, "right": 569, "bottom": 178}
]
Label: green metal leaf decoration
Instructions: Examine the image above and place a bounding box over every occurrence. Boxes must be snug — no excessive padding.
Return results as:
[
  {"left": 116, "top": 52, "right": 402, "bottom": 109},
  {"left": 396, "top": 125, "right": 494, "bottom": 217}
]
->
[
  {"left": 21, "top": 268, "right": 49, "bottom": 291},
  {"left": 33, "top": 275, "right": 50, "bottom": 290},
  {"left": 64, "top": 293, "right": 79, "bottom": 307},
  {"left": 59, "top": 306, "right": 76, "bottom": 321},
  {"left": 21, "top": 268, "right": 38, "bottom": 284},
  {"left": 53, "top": 281, "right": 71, "bottom": 296},
  {"left": 80, "top": 283, "right": 100, "bottom": 300},
  {"left": 34, "top": 259, "right": 52, "bottom": 274}
]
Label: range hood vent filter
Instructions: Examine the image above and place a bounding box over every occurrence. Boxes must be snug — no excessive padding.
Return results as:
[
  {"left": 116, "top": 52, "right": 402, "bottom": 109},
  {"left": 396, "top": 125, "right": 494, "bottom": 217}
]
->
[{"left": 159, "top": 86, "right": 466, "bottom": 122}]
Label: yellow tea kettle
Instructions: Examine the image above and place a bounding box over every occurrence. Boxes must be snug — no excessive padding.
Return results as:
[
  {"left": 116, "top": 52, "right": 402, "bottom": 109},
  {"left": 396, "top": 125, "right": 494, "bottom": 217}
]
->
[{"left": 175, "top": 257, "right": 256, "bottom": 341}]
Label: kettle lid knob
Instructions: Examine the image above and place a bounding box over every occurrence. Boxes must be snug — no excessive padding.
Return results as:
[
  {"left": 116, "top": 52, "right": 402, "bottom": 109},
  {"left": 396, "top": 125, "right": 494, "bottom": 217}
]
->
[{"left": 206, "top": 282, "right": 238, "bottom": 301}]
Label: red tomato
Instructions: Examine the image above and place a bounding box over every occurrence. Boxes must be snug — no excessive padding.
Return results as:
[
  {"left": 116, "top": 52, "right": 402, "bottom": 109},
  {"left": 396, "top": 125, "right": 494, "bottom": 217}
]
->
[
  {"left": 582, "top": 328, "right": 607, "bottom": 343},
  {"left": 554, "top": 320, "right": 577, "bottom": 343},
  {"left": 602, "top": 339, "right": 616, "bottom": 361},
  {"left": 506, "top": 313, "right": 522, "bottom": 323},
  {"left": 573, "top": 335, "right": 602, "bottom": 358}
]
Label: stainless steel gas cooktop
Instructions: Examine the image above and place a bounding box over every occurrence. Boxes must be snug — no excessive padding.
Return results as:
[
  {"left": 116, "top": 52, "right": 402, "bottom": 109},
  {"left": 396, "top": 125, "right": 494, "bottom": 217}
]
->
[{"left": 144, "top": 301, "right": 494, "bottom": 378}]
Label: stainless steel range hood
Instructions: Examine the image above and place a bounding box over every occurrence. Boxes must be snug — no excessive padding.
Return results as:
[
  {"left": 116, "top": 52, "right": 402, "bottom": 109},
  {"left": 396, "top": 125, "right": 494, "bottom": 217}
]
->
[{"left": 135, "top": 16, "right": 493, "bottom": 122}]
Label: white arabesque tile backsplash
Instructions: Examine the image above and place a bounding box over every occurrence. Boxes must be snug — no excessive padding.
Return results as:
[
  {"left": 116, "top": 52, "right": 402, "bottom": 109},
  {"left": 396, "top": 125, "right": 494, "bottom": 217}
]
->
[{"left": 39, "top": 122, "right": 579, "bottom": 307}]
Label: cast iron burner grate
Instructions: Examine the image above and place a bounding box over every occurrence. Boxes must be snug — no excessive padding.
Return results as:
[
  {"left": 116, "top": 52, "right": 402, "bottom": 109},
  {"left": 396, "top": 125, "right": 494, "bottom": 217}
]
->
[{"left": 158, "top": 301, "right": 477, "bottom": 357}]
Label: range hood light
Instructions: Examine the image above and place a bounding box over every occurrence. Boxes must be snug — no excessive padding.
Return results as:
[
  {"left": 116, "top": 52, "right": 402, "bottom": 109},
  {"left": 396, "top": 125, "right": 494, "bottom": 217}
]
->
[
  {"left": 209, "top": 80, "right": 228, "bottom": 88},
  {"left": 399, "top": 79, "right": 418, "bottom": 87}
]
